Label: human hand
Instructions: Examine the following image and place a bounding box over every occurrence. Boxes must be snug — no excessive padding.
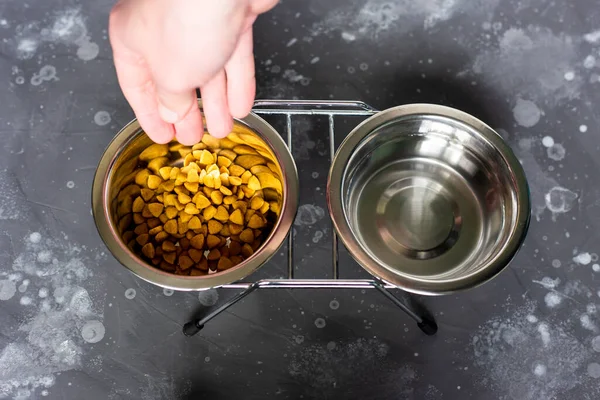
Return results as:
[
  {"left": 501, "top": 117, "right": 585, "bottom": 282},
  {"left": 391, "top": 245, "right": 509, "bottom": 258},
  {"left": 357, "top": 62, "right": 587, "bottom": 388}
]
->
[{"left": 109, "top": 0, "right": 277, "bottom": 145}]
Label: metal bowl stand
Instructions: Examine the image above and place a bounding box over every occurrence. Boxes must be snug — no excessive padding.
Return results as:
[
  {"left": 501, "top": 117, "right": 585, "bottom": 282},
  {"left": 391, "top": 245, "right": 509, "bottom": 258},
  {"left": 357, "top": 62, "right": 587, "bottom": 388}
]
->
[{"left": 183, "top": 100, "right": 438, "bottom": 337}]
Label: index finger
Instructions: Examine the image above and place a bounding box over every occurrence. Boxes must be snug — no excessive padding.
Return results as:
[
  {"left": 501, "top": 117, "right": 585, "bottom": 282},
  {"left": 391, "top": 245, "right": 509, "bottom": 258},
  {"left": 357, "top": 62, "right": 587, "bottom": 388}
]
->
[{"left": 109, "top": 10, "right": 174, "bottom": 144}]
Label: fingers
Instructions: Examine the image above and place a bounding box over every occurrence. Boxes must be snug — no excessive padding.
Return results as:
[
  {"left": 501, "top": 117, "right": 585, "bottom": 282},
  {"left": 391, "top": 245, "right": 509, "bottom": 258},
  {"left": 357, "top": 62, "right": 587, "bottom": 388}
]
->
[
  {"left": 250, "top": 0, "right": 279, "bottom": 14},
  {"left": 110, "top": 27, "right": 175, "bottom": 143},
  {"left": 154, "top": 85, "right": 196, "bottom": 125},
  {"left": 174, "top": 103, "right": 204, "bottom": 145},
  {"left": 225, "top": 28, "right": 256, "bottom": 119},
  {"left": 154, "top": 84, "right": 204, "bottom": 144},
  {"left": 201, "top": 71, "right": 233, "bottom": 138}
]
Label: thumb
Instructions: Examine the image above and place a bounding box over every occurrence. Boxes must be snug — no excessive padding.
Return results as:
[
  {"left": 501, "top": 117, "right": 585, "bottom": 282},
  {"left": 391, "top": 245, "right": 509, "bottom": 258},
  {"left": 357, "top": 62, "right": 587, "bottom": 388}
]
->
[{"left": 155, "top": 87, "right": 197, "bottom": 125}]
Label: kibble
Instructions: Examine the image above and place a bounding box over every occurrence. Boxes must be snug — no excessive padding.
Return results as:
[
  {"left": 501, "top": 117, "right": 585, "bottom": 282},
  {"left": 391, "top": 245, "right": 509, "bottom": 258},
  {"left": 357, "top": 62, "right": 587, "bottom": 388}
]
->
[{"left": 114, "top": 131, "right": 282, "bottom": 276}]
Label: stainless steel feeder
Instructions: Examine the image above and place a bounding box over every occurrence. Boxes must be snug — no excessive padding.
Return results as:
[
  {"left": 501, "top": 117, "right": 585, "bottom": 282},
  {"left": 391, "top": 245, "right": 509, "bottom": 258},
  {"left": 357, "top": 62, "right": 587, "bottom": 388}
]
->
[
  {"left": 327, "top": 104, "right": 530, "bottom": 295},
  {"left": 92, "top": 101, "right": 299, "bottom": 290}
]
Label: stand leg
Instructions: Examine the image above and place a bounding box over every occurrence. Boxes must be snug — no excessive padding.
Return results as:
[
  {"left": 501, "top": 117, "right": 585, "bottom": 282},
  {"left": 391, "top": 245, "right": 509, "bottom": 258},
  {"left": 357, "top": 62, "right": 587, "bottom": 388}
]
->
[
  {"left": 371, "top": 282, "right": 438, "bottom": 336},
  {"left": 183, "top": 283, "right": 259, "bottom": 336}
]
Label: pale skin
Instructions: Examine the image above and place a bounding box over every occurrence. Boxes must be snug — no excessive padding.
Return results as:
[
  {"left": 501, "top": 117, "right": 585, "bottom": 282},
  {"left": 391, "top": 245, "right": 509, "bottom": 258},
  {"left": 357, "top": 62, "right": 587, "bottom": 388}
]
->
[{"left": 109, "top": 0, "right": 279, "bottom": 145}]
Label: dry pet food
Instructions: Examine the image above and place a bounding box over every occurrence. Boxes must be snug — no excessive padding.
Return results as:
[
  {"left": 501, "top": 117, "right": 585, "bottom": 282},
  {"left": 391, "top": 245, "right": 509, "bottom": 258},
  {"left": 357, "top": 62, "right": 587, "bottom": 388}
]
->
[{"left": 114, "top": 132, "right": 284, "bottom": 276}]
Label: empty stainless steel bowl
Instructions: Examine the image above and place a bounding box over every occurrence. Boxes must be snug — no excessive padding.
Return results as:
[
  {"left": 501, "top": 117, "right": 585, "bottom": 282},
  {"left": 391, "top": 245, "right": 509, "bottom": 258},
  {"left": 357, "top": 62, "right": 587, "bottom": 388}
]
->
[{"left": 327, "top": 104, "right": 530, "bottom": 295}]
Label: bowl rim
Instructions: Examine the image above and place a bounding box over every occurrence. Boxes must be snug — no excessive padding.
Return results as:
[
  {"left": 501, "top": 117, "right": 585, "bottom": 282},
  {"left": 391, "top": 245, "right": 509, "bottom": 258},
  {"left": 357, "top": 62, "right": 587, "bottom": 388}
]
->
[
  {"left": 92, "top": 101, "right": 299, "bottom": 290},
  {"left": 326, "top": 103, "right": 531, "bottom": 295}
]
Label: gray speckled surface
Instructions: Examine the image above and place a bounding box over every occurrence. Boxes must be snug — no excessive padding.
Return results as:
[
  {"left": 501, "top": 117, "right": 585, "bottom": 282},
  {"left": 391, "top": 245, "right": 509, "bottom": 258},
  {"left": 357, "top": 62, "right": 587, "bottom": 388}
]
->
[{"left": 2, "top": 0, "right": 600, "bottom": 399}]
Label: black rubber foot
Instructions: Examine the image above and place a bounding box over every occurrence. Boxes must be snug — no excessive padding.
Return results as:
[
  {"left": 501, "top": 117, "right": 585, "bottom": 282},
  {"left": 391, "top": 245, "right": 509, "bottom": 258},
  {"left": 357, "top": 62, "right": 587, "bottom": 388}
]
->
[
  {"left": 183, "top": 321, "right": 204, "bottom": 336},
  {"left": 417, "top": 317, "right": 438, "bottom": 336}
]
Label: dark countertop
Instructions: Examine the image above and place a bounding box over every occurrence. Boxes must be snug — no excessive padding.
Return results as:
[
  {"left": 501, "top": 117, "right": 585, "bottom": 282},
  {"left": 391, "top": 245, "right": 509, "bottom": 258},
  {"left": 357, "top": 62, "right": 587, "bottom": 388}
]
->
[{"left": 2, "top": 0, "right": 600, "bottom": 399}]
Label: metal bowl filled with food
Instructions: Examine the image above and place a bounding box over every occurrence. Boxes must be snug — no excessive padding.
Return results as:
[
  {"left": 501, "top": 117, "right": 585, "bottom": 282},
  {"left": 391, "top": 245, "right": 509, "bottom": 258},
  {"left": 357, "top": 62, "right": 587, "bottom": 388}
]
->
[
  {"left": 92, "top": 101, "right": 298, "bottom": 290},
  {"left": 327, "top": 104, "right": 530, "bottom": 295}
]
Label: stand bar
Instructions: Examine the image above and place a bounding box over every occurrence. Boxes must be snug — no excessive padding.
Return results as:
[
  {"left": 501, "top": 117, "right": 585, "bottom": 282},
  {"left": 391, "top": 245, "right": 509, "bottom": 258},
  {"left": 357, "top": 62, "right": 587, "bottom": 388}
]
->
[
  {"left": 219, "top": 279, "right": 395, "bottom": 289},
  {"left": 183, "top": 283, "right": 260, "bottom": 336},
  {"left": 285, "top": 113, "right": 294, "bottom": 280},
  {"left": 184, "top": 280, "right": 437, "bottom": 336},
  {"left": 328, "top": 114, "right": 339, "bottom": 280},
  {"left": 253, "top": 99, "right": 378, "bottom": 113}
]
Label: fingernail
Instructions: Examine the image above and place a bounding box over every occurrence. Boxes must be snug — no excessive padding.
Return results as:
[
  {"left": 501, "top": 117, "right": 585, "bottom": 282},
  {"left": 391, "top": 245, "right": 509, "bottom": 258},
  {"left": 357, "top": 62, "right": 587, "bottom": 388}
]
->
[{"left": 158, "top": 103, "right": 180, "bottom": 124}]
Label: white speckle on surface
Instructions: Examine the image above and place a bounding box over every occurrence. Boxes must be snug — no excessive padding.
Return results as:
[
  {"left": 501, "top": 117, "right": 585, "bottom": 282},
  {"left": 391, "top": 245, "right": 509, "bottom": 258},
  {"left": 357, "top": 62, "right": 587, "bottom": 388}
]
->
[
  {"left": 282, "top": 69, "right": 310, "bottom": 85},
  {"left": 311, "top": 171, "right": 319, "bottom": 179},
  {"left": 311, "top": 0, "right": 494, "bottom": 40},
  {"left": 288, "top": 337, "right": 393, "bottom": 396},
  {"left": 563, "top": 71, "right": 575, "bottom": 81},
  {"left": 93, "top": 111, "right": 111, "bottom": 126},
  {"left": 542, "top": 136, "right": 554, "bottom": 147},
  {"left": 573, "top": 252, "right": 592, "bottom": 265},
  {"left": 18, "top": 279, "right": 30, "bottom": 293},
  {"left": 579, "top": 124, "right": 588, "bottom": 133},
  {"left": 551, "top": 259, "right": 561, "bottom": 268},
  {"left": 76, "top": 41, "right": 99, "bottom": 61},
  {"left": 198, "top": 289, "right": 219, "bottom": 306},
  {"left": 29, "top": 232, "right": 41, "bottom": 243},
  {"left": 0, "top": 169, "right": 29, "bottom": 220},
  {"left": 0, "top": 280, "right": 17, "bottom": 301},
  {"left": 48, "top": 8, "right": 99, "bottom": 61},
  {"left": 66, "top": 181, "right": 75, "bottom": 189},
  {"left": 69, "top": 288, "right": 92, "bottom": 316},
  {"left": 532, "top": 277, "right": 560, "bottom": 290},
  {"left": 580, "top": 314, "right": 596, "bottom": 331},
  {"left": 15, "top": 76, "right": 25, "bottom": 85},
  {"left": 31, "top": 65, "right": 58, "bottom": 86},
  {"left": 294, "top": 204, "right": 326, "bottom": 226},
  {"left": 592, "top": 336, "right": 600, "bottom": 352},
  {"left": 544, "top": 186, "right": 578, "bottom": 215},
  {"left": 204, "top": 356, "right": 210, "bottom": 362},
  {"left": 310, "top": 56, "right": 320, "bottom": 64},
  {"left": 588, "top": 363, "right": 600, "bottom": 379},
  {"left": 163, "top": 288, "right": 174, "bottom": 296},
  {"left": 81, "top": 320, "right": 105, "bottom": 343},
  {"left": 124, "top": 288, "right": 136, "bottom": 300},
  {"left": 38, "top": 288, "right": 49, "bottom": 298},
  {"left": 584, "top": 30, "right": 600, "bottom": 43},
  {"left": 329, "top": 300, "right": 340, "bottom": 310},
  {"left": 526, "top": 315, "right": 538, "bottom": 323},
  {"left": 359, "top": 62, "right": 369, "bottom": 71},
  {"left": 593, "top": 264, "right": 600, "bottom": 272},
  {"left": 314, "top": 318, "right": 326, "bottom": 329},
  {"left": 583, "top": 55, "right": 596, "bottom": 69},
  {"left": 341, "top": 31, "right": 356, "bottom": 42},
  {"left": 468, "top": 26, "right": 581, "bottom": 104},
  {"left": 0, "top": 233, "right": 104, "bottom": 399},
  {"left": 17, "top": 38, "right": 39, "bottom": 59},
  {"left": 544, "top": 292, "right": 562, "bottom": 308},
  {"left": 546, "top": 144, "right": 565, "bottom": 161},
  {"left": 37, "top": 250, "right": 53, "bottom": 264},
  {"left": 537, "top": 323, "right": 551, "bottom": 346},
  {"left": 312, "top": 230, "right": 324, "bottom": 244},
  {"left": 512, "top": 98, "right": 541, "bottom": 127},
  {"left": 471, "top": 305, "right": 588, "bottom": 399},
  {"left": 533, "top": 363, "right": 547, "bottom": 377},
  {"left": 587, "top": 304, "right": 597, "bottom": 315},
  {"left": 286, "top": 38, "right": 297, "bottom": 47}
]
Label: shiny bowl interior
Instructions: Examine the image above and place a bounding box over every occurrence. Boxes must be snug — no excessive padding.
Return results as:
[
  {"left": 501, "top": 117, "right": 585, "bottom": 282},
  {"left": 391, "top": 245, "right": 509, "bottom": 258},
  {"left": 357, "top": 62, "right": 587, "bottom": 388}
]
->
[
  {"left": 328, "top": 104, "right": 530, "bottom": 295},
  {"left": 92, "top": 104, "right": 298, "bottom": 290}
]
